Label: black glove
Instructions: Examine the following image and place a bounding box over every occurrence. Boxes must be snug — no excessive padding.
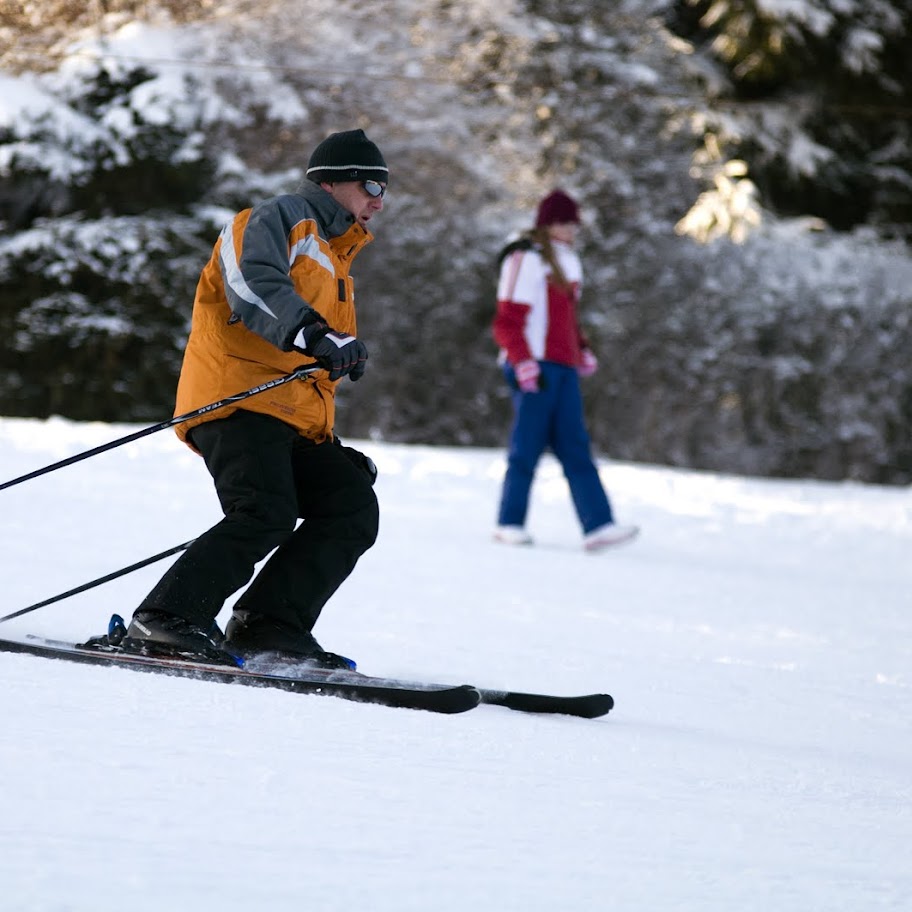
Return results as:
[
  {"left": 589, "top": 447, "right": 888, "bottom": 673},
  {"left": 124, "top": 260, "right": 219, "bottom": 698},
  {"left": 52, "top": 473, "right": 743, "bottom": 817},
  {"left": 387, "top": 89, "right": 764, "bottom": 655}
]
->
[
  {"left": 334, "top": 436, "right": 378, "bottom": 485},
  {"left": 297, "top": 322, "right": 368, "bottom": 382}
]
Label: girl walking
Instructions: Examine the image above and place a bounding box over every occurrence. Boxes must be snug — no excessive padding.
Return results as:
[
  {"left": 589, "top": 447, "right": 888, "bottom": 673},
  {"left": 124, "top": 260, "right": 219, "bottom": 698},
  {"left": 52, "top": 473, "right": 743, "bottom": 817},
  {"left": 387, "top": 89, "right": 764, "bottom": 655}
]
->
[{"left": 492, "top": 190, "right": 638, "bottom": 552}]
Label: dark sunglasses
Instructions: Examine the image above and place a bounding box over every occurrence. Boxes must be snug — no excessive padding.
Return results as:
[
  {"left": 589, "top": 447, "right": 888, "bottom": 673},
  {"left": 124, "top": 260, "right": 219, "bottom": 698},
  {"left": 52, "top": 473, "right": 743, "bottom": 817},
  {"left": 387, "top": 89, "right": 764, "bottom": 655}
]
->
[{"left": 362, "top": 180, "right": 387, "bottom": 199}]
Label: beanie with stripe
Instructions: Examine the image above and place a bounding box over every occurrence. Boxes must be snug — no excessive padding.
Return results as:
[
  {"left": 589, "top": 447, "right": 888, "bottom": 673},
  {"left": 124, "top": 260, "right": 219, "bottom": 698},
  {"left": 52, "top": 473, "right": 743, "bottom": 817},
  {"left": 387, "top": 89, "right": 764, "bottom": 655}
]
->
[{"left": 306, "top": 129, "right": 388, "bottom": 185}]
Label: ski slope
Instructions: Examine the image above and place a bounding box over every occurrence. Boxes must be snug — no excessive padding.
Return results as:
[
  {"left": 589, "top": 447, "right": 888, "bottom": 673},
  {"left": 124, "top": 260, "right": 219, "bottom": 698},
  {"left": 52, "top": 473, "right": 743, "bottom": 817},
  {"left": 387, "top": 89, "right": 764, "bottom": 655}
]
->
[{"left": 1, "top": 415, "right": 909, "bottom": 911}]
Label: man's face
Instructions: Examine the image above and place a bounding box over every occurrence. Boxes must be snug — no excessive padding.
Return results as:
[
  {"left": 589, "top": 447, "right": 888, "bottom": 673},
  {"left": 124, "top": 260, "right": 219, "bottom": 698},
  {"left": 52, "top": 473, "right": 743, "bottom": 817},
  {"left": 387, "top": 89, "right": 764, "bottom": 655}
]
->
[{"left": 321, "top": 181, "right": 385, "bottom": 227}]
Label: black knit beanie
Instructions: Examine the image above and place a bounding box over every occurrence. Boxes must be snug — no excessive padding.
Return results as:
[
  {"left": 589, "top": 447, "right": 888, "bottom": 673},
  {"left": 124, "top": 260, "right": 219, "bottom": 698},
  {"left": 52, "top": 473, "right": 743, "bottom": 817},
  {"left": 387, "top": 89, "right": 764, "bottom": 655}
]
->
[{"left": 306, "top": 129, "right": 388, "bottom": 185}]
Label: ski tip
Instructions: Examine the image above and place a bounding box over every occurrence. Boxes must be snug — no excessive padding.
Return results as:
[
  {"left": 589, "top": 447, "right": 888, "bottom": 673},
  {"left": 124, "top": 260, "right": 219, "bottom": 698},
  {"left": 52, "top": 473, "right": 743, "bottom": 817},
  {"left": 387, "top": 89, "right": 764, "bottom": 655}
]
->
[
  {"left": 478, "top": 689, "right": 615, "bottom": 718},
  {"left": 544, "top": 693, "right": 614, "bottom": 718},
  {"left": 587, "top": 693, "right": 614, "bottom": 717}
]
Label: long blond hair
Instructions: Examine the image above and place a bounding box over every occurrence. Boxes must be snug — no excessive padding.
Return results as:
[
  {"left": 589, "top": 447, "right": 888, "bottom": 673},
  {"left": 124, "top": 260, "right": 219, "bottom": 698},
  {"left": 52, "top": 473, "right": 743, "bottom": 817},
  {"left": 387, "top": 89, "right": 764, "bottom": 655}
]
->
[
  {"left": 529, "top": 227, "right": 572, "bottom": 289},
  {"left": 497, "top": 227, "right": 572, "bottom": 290}
]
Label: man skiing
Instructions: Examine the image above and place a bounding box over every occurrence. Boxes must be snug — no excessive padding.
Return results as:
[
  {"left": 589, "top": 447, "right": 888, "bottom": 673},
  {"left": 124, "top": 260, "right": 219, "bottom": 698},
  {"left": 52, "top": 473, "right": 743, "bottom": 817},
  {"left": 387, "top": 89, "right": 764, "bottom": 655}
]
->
[{"left": 119, "top": 129, "right": 388, "bottom": 669}]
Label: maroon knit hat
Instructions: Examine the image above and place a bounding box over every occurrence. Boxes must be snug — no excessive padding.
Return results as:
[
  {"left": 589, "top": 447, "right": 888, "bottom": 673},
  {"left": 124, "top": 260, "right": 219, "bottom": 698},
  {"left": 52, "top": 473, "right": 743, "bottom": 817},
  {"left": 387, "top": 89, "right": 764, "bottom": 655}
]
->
[{"left": 535, "top": 190, "right": 581, "bottom": 227}]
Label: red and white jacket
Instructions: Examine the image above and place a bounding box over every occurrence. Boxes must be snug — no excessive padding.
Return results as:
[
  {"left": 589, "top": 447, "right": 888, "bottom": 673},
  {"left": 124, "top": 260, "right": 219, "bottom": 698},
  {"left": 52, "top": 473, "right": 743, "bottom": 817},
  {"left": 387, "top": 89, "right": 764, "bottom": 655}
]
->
[{"left": 492, "top": 240, "right": 589, "bottom": 367}]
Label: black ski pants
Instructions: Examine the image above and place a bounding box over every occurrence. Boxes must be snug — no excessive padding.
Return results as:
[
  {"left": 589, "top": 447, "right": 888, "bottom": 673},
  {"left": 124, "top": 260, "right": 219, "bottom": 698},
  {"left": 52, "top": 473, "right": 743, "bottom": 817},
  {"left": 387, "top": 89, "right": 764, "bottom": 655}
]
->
[{"left": 137, "top": 410, "right": 379, "bottom": 634}]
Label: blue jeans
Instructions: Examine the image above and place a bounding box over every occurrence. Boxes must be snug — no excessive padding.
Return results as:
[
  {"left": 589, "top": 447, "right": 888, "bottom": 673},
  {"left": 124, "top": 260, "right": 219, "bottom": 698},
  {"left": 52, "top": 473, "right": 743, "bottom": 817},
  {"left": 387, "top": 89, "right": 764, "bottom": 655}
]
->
[{"left": 498, "top": 362, "right": 613, "bottom": 533}]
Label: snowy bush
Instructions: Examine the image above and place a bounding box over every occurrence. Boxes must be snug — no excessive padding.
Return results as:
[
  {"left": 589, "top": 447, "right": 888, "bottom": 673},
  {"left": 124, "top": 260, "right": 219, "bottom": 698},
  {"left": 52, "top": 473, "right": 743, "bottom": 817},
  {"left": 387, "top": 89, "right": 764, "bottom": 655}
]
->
[{"left": 673, "top": 0, "right": 912, "bottom": 238}]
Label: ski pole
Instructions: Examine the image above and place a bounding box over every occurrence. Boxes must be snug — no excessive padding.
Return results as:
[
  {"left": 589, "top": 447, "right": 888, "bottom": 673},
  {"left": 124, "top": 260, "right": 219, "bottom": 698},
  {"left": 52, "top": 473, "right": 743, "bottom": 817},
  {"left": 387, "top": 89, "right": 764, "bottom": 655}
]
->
[
  {"left": 0, "top": 363, "right": 320, "bottom": 493},
  {"left": 0, "top": 539, "right": 195, "bottom": 624}
]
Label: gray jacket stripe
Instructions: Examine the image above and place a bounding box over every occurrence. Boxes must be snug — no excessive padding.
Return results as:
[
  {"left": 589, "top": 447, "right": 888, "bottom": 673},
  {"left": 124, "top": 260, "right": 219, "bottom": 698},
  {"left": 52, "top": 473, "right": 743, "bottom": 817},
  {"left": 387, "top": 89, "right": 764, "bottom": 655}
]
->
[{"left": 218, "top": 219, "right": 277, "bottom": 319}]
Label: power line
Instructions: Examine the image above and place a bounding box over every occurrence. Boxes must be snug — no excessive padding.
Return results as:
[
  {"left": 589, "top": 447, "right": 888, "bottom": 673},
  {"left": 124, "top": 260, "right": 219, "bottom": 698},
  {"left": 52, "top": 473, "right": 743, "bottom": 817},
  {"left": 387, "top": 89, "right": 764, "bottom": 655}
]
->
[
  {"left": 6, "top": 47, "right": 450, "bottom": 85},
  {"left": 6, "top": 47, "right": 912, "bottom": 117}
]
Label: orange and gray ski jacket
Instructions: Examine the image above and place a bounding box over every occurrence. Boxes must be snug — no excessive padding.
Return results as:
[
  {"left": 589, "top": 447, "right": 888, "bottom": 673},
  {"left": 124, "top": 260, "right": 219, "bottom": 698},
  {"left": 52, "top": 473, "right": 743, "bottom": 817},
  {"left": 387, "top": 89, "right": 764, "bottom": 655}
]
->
[{"left": 173, "top": 181, "right": 373, "bottom": 449}]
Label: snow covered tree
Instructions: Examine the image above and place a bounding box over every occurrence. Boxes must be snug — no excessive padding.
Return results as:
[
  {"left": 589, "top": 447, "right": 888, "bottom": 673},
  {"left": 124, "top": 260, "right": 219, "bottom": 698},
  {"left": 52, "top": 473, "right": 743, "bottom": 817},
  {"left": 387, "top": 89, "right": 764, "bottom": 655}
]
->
[
  {"left": 0, "top": 56, "right": 222, "bottom": 419},
  {"left": 2, "top": 0, "right": 911, "bottom": 483},
  {"left": 0, "top": 10, "right": 300, "bottom": 420},
  {"left": 672, "top": 0, "right": 912, "bottom": 238}
]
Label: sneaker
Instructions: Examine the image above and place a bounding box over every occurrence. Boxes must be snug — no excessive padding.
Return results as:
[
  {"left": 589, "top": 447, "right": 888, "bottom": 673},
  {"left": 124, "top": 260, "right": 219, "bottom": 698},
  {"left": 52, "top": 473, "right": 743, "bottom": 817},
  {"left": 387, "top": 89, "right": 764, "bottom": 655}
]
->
[
  {"left": 493, "top": 525, "right": 534, "bottom": 546},
  {"left": 225, "top": 612, "right": 356, "bottom": 671},
  {"left": 123, "top": 609, "right": 239, "bottom": 666},
  {"left": 583, "top": 523, "right": 640, "bottom": 552}
]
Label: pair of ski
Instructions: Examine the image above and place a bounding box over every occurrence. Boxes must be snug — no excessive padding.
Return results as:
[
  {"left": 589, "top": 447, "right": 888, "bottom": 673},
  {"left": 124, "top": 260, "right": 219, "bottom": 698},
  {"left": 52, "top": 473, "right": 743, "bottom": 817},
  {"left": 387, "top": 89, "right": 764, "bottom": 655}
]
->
[{"left": 0, "top": 632, "right": 614, "bottom": 718}]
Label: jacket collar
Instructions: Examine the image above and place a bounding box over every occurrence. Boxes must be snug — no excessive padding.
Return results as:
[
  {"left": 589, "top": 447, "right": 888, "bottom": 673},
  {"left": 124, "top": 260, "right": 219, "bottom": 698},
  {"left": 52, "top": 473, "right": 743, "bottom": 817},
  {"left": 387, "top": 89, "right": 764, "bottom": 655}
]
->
[{"left": 297, "top": 180, "right": 374, "bottom": 245}]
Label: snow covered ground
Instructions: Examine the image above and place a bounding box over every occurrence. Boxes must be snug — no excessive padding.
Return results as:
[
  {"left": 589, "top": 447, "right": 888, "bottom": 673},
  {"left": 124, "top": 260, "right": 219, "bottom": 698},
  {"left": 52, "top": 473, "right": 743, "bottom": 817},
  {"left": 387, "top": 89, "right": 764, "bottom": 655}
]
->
[{"left": 0, "top": 415, "right": 909, "bottom": 911}]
